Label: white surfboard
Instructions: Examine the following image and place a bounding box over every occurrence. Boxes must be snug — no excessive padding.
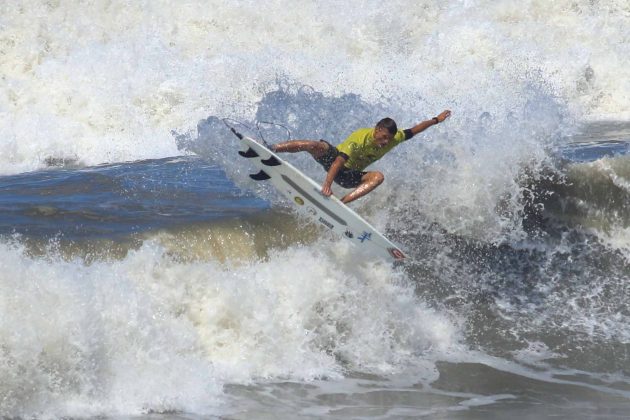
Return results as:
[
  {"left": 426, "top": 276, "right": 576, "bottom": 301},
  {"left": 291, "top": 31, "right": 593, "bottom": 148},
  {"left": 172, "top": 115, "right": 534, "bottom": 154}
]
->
[{"left": 231, "top": 130, "right": 406, "bottom": 262}]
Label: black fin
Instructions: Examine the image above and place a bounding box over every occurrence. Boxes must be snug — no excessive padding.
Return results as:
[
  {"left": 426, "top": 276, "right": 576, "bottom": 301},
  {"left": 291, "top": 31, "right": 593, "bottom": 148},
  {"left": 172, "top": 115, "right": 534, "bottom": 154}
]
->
[
  {"left": 250, "top": 170, "right": 271, "bottom": 181},
  {"left": 238, "top": 148, "right": 259, "bottom": 158},
  {"left": 261, "top": 156, "right": 281, "bottom": 166}
]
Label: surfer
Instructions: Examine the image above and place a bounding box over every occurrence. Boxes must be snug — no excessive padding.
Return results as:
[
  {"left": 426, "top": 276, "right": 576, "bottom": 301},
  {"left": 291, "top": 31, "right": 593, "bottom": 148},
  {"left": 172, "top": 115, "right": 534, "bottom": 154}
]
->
[{"left": 271, "top": 110, "right": 451, "bottom": 203}]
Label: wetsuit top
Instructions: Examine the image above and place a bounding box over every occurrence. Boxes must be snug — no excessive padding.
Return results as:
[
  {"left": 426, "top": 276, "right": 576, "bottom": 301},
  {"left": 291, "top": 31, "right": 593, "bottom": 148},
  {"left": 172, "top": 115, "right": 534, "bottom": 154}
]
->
[{"left": 336, "top": 128, "right": 412, "bottom": 171}]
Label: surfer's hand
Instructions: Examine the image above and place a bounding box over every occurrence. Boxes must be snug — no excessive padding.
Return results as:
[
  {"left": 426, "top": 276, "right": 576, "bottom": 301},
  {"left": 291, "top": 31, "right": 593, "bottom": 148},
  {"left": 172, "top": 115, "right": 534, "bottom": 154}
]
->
[
  {"left": 437, "top": 110, "right": 451, "bottom": 122},
  {"left": 321, "top": 183, "right": 333, "bottom": 197}
]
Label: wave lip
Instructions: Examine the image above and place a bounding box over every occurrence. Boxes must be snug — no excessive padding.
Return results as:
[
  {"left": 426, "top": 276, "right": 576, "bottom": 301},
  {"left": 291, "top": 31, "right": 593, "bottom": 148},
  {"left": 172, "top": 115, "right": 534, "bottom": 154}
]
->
[{"left": 2, "top": 1, "right": 629, "bottom": 174}]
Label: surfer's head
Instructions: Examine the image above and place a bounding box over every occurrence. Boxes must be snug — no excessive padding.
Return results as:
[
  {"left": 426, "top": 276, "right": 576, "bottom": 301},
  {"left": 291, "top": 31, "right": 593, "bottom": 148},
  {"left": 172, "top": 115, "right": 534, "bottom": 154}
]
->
[{"left": 374, "top": 118, "right": 397, "bottom": 147}]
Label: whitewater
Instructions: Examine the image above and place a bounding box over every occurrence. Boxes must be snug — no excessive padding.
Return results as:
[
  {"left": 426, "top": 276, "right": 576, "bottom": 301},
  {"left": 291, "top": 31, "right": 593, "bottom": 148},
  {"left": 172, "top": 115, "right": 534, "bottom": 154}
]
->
[{"left": 1, "top": 1, "right": 629, "bottom": 418}]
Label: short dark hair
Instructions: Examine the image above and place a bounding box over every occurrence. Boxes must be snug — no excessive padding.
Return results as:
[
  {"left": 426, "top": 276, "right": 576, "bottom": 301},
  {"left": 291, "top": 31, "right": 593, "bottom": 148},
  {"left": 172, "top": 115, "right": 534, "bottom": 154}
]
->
[{"left": 375, "top": 118, "right": 397, "bottom": 134}]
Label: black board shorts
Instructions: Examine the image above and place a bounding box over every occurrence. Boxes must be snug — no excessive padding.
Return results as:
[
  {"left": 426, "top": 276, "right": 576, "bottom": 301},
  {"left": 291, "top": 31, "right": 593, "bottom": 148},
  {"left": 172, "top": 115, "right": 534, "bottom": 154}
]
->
[{"left": 314, "top": 140, "right": 367, "bottom": 189}]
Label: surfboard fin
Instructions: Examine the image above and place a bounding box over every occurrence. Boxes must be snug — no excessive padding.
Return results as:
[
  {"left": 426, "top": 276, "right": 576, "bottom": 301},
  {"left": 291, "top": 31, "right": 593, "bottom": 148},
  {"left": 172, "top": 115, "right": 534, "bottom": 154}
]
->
[
  {"left": 239, "top": 148, "right": 259, "bottom": 158},
  {"left": 250, "top": 170, "right": 271, "bottom": 181},
  {"left": 261, "top": 156, "right": 281, "bottom": 166}
]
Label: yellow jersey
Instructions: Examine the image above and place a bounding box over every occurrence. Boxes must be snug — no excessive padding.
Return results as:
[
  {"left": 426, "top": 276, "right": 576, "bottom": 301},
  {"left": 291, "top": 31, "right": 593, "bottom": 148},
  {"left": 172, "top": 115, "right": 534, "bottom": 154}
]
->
[{"left": 336, "top": 128, "right": 408, "bottom": 171}]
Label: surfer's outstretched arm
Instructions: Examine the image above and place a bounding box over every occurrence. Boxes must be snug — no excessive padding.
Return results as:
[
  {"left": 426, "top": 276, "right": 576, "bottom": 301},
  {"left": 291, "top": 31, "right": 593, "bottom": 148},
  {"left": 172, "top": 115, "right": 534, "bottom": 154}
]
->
[{"left": 407, "top": 110, "right": 451, "bottom": 137}]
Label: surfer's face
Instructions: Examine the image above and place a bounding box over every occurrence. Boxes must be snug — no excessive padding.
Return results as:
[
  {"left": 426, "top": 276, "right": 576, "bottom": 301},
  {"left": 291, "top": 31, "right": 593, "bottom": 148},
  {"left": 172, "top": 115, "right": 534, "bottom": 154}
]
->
[{"left": 374, "top": 128, "right": 394, "bottom": 147}]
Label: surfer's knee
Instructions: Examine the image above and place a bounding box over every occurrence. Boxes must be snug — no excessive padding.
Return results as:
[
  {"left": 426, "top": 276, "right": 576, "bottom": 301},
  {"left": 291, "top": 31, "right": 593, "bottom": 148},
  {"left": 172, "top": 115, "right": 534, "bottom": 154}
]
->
[
  {"left": 376, "top": 172, "right": 384, "bottom": 185},
  {"left": 308, "top": 140, "right": 330, "bottom": 159},
  {"left": 366, "top": 171, "right": 384, "bottom": 186},
  {"left": 313, "top": 140, "right": 330, "bottom": 153}
]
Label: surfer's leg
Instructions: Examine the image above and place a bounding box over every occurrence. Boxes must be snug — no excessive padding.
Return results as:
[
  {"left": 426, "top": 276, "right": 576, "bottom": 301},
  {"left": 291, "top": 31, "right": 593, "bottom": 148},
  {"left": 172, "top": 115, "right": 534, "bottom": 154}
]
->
[
  {"left": 340, "top": 171, "right": 384, "bottom": 204},
  {"left": 271, "top": 140, "right": 328, "bottom": 159}
]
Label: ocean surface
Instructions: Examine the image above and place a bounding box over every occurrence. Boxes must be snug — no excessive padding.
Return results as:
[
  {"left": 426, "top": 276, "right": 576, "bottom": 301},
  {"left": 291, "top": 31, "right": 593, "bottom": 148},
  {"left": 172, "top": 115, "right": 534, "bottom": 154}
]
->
[{"left": 1, "top": 1, "right": 629, "bottom": 419}]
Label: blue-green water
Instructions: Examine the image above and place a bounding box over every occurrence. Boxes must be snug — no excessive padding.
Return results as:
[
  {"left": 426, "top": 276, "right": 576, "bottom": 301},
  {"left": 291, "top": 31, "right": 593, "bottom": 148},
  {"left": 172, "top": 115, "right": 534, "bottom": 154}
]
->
[{"left": 0, "top": 157, "right": 267, "bottom": 239}]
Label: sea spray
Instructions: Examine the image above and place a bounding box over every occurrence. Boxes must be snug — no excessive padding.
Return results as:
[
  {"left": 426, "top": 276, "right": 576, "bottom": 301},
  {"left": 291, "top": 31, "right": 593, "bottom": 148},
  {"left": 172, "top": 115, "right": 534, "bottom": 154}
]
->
[{"left": 2, "top": 1, "right": 628, "bottom": 174}]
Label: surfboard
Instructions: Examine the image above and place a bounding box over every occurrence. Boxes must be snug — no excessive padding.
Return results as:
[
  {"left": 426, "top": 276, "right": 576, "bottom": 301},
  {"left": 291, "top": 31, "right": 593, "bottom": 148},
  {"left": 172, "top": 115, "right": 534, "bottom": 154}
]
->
[{"left": 229, "top": 128, "right": 406, "bottom": 262}]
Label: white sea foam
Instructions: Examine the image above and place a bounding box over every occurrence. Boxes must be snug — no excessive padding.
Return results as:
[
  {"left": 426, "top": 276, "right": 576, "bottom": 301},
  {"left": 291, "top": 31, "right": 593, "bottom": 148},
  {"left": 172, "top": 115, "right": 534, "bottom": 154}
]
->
[
  {"left": 1, "top": 0, "right": 628, "bottom": 175},
  {"left": 0, "top": 238, "right": 460, "bottom": 417}
]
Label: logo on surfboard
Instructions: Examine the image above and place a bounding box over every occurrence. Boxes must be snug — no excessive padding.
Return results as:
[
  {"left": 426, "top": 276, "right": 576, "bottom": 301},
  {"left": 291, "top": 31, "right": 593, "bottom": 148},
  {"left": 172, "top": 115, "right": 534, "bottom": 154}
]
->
[
  {"left": 358, "top": 231, "right": 372, "bottom": 243},
  {"left": 318, "top": 217, "right": 334, "bottom": 229},
  {"left": 294, "top": 196, "right": 305, "bottom": 205}
]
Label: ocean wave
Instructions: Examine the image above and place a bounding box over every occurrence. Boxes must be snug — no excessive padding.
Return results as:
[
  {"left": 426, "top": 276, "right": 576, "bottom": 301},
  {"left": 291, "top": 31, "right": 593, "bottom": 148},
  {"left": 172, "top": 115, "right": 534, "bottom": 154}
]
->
[
  {"left": 0, "top": 237, "right": 458, "bottom": 417},
  {"left": 1, "top": 0, "right": 629, "bottom": 174}
]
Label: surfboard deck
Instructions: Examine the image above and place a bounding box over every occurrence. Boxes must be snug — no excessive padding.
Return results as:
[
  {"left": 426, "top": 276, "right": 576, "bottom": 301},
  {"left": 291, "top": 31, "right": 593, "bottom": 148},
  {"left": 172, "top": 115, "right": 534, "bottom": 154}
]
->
[{"left": 235, "top": 134, "right": 407, "bottom": 262}]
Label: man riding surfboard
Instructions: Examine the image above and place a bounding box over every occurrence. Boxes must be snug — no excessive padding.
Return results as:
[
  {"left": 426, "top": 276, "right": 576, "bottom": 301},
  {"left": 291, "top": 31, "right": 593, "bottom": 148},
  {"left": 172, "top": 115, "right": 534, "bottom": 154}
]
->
[{"left": 271, "top": 110, "right": 451, "bottom": 203}]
